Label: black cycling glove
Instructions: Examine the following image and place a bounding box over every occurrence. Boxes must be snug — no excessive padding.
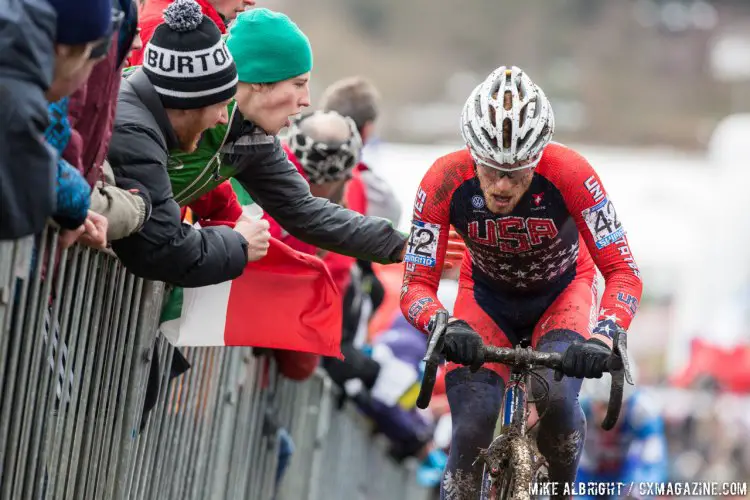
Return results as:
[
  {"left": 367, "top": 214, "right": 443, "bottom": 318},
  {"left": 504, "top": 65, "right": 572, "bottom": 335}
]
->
[
  {"left": 441, "top": 319, "right": 485, "bottom": 372},
  {"left": 561, "top": 337, "right": 612, "bottom": 379}
]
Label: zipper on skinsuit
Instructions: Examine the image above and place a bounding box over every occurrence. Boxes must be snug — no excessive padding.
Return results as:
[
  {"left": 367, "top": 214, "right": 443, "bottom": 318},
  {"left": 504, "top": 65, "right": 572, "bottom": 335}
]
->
[{"left": 173, "top": 103, "right": 239, "bottom": 205}]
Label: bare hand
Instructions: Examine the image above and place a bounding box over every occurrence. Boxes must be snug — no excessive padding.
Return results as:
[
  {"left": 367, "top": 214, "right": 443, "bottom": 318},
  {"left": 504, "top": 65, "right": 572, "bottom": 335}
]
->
[
  {"left": 77, "top": 211, "right": 108, "bottom": 249},
  {"left": 234, "top": 218, "right": 271, "bottom": 262},
  {"left": 59, "top": 225, "right": 86, "bottom": 249}
]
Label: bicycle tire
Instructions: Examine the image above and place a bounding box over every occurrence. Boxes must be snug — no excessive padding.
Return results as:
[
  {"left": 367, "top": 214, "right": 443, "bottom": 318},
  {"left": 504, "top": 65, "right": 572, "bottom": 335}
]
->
[
  {"left": 480, "top": 465, "right": 512, "bottom": 500},
  {"left": 479, "top": 449, "right": 548, "bottom": 500}
]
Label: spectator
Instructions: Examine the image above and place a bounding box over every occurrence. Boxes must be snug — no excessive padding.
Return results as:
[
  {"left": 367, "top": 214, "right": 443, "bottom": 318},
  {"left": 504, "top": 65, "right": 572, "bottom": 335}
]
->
[
  {"left": 128, "top": 0, "right": 253, "bottom": 230},
  {"left": 219, "top": 9, "right": 406, "bottom": 266},
  {"left": 63, "top": 0, "right": 151, "bottom": 242},
  {"left": 115, "top": 6, "right": 407, "bottom": 287},
  {"left": 267, "top": 112, "right": 387, "bottom": 397},
  {"left": 128, "top": 0, "right": 256, "bottom": 66},
  {"left": 108, "top": 0, "right": 265, "bottom": 287},
  {"left": 0, "top": 0, "right": 57, "bottom": 240},
  {"left": 320, "top": 77, "right": 403, "bottom": 227},
  {"left": 46, "top": 0, "right": 118, "bottom": 249},
  {"left": 268, "top": 110, "right": 364, "bottom": 261}
]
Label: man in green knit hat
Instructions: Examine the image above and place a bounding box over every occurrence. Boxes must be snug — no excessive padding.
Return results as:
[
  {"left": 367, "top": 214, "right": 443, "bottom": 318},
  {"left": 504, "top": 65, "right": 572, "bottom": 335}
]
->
[
  {"left": 228, "top": 7, "right": 313, "bottom": 135},
  {"left": 146, "top": 7, "right": 408, "bottom": 283}
]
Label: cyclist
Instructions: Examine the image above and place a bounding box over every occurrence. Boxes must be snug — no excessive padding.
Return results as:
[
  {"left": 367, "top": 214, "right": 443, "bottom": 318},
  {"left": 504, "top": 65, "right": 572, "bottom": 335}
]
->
[
  {"left": 577, "top": 365, "right": 668, "bottom": 499},
  {"left": 399, "top": 66, "right": 643, "bottom": 499}
]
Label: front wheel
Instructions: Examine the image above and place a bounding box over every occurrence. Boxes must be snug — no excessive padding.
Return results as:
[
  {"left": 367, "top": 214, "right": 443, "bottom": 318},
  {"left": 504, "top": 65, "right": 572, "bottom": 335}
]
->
[{"left": 480, "top": 465, "right": 513, "bottom": 500}]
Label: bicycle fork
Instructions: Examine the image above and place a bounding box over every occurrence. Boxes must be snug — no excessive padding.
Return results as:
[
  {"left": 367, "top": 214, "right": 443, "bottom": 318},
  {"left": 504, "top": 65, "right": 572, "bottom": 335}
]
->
[{"left": 479, "top": 370, "right": 546, "bottom": 500}]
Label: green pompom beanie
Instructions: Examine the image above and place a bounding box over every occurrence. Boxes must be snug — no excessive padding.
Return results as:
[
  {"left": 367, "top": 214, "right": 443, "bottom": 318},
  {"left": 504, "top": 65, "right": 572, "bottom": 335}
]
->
[{"left": 226, "top": 9, "right": 313, "bottom": 84}]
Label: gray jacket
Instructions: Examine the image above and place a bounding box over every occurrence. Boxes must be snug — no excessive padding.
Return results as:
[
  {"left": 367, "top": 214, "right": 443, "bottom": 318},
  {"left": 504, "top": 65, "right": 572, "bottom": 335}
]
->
[
  {"left": 0, "top": 0, "right": 57, "bottom": 240},
  {"left": 108, "top": 69, "right": 249, "bottom": 287},
  {"left": 222, "top": 119, "right": 407, "bottom": 265}
]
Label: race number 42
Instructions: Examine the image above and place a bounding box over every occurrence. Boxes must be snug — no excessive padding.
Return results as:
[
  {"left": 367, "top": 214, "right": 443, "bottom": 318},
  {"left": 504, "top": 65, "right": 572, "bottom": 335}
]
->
[
  {"left": 581, "top": 197, "right": 625, "bottom": 249},
  {"left": 404, "top": 221, "right": 440, "bottom": 267}
]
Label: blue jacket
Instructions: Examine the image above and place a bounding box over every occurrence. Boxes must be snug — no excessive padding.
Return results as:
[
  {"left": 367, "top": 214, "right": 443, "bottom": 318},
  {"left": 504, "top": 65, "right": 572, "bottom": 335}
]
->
[
  {"left": 577, "top": 390, "right": 669, "bottom": 498},
  {"left": 46, "top": 98, "right": 91, "bottom": 230}
]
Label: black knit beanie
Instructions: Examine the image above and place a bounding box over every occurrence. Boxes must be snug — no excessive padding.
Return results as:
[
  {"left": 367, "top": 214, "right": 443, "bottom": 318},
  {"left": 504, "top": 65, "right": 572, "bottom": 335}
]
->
[{"left": 142, "top": 0, "right": 237, "bottom": 109}]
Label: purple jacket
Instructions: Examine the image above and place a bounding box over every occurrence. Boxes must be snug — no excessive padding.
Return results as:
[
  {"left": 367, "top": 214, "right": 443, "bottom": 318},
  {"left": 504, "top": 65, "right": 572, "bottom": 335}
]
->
[{"left": 358, "top": 315, "right": 433, "bottom": 453}]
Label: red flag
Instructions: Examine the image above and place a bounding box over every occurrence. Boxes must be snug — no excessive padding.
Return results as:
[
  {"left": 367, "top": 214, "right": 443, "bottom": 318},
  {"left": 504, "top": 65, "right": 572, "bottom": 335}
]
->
[{"left": 224, "top": 238, "right": 343, "bottom": 357}]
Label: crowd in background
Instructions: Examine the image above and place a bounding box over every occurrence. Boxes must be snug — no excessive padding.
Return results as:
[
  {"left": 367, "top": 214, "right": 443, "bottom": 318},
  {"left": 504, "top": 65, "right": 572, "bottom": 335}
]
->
[{"left": 0, "top": 0, "right": 450, "bottom": 490}]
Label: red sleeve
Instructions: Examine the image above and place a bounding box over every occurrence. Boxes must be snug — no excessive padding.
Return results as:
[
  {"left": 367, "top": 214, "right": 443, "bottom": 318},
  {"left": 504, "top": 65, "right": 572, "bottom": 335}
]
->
[
  {"left": 188, "top": 181, "right": 243, "bottom": 225},
  {"left": 399, "top": 151, "right": 471, "bottom": 333},
  {"left": 541, "top": 144, "right": 643, "bottom": 332}
]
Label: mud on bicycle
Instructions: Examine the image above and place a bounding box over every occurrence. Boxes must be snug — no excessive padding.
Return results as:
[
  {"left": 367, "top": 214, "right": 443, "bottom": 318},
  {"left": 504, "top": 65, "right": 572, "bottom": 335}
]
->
[{"left": 416, "top": 310, "right": 634, "bottom": 500}]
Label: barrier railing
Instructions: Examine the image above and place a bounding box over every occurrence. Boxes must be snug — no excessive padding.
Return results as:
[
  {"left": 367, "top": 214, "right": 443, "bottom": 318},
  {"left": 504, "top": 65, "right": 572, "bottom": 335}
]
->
[{"left": 0, "top": 229, "right": 434, "bottom": 500}]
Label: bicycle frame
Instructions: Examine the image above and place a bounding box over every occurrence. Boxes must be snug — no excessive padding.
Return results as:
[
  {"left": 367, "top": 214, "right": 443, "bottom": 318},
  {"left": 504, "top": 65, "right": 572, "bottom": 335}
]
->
[
  {"left": 501, "top": 369, "right": 528, "bottom": 433},
  {"left": 480, "top": 364, "right": 545, "bottom": 500}
]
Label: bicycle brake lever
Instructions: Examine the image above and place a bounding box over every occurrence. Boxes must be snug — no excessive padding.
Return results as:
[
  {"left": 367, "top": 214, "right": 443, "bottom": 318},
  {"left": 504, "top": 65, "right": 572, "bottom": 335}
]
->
[
  {"left": 602, "top": 327, "right": 631, "bottom": 431},
  {"left": 417, "top": 310, "right": 450, "bottom": 410},
  {"left": 422, "top": 309, "right": 449, "bottom": 363},
  {"left": 614, "top": 330, "right": 634, "bottom": 385}
]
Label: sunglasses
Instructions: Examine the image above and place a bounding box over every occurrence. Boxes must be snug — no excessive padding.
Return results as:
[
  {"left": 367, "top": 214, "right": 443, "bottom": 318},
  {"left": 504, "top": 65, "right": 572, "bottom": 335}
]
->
[{"left": 89, "top": 8, "right": 125, "bottom": 60}]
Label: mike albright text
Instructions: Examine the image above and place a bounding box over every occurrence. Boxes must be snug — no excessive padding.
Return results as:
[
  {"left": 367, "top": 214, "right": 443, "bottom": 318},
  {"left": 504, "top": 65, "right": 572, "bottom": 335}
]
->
[{"left": 530, "top": 481, "right": 748, "bottom": 497}]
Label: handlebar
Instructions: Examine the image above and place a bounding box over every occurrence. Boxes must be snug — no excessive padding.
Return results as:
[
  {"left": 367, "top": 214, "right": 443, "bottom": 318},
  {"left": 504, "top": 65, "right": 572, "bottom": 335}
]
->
[{"left": 416, "top": 311, "right": 633, "bottom": 431}]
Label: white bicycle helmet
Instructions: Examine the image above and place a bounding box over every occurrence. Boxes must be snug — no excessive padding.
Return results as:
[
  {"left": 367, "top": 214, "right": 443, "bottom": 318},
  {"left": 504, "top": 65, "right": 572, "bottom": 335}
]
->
[{"left": 461, "top": 66, "right": 555, "bottom": 171}]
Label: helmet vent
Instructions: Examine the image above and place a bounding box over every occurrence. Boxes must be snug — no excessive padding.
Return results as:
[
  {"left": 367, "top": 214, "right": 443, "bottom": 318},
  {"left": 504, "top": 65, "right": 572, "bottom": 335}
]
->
[
  {"left": 503, "top": 91, "right": 512, "bottom": 111},
  {"left": 502, "top": 118, "right": 512, "bottom": 150},
  {"left": 482, "top": 127, "right": 498, "bottom": 149}
]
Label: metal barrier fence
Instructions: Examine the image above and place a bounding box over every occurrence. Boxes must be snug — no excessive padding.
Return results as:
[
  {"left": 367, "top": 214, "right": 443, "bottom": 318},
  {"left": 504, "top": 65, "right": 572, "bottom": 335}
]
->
[{"left": 0, "top": 228, "right": 434, "bottom": 500}]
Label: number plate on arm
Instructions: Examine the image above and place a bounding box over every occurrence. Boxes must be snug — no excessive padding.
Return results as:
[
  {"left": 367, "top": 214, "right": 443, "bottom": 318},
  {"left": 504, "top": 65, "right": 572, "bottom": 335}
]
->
[
  {"left": 404, "top": 221, "right": 441, "bottom": 267},
  {"left": 581, "top": 197, "right": 625, "bottom": 249}
]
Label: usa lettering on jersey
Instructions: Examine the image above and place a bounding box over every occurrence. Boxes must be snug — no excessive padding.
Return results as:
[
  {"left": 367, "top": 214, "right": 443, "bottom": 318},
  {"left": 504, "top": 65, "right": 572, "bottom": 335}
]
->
[
  {"left": 617, "top": 292, "right": 639, "bottom": 317},
  {"left": 407, "top": 297, "right": 434, "bottom": 321},
  {"left": 584, "top": 175, "right": 606, "bottom": 203},
  {"left": 414, "top": 187, "right": 427, "bottom": 220},
  {"left": 467, "top": 217, "right": 558, "bottom": 253}
]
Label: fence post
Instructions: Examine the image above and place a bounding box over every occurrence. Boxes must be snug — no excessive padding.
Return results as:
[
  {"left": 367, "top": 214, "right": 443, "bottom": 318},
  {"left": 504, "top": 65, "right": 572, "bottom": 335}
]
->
[{"left": 114, "top": 279, "right": 164, "bottom": 500}]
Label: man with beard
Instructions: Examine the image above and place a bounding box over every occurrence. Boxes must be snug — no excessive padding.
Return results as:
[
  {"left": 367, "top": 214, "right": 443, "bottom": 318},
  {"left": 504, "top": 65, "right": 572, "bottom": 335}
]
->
[
  {"left": 108, "top": 0, "right": 265, "bottom": 286},
  {"left": 110, "top": 1, "right": 408, "bottom": 287},
  {"left": 400, "top": 66, "right": 643, "bottom": 499}
]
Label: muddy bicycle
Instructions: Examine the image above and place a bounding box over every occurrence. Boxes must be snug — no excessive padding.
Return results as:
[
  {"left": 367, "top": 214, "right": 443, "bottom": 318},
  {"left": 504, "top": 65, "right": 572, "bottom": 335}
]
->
[{"left": 416, "top": 310, "right": 633, "bottom": 500}]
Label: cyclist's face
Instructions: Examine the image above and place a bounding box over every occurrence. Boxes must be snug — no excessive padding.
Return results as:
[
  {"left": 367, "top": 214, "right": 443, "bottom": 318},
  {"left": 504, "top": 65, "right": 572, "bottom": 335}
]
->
[{"left": 476, "top": 164, "right": 535, "bottom": 215}]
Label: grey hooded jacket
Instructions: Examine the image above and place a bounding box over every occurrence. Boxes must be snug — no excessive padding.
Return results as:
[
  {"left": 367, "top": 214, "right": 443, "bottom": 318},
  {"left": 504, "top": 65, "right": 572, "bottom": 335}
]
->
[{"left": 0, "top": 0, "right": 57, "bottom": 240}]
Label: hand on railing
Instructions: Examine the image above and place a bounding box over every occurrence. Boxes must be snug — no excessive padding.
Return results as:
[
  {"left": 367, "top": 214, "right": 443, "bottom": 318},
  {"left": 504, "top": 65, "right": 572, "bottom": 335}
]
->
[{"left": 58, "top": 210, "right": 108, "bottom": 250}]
